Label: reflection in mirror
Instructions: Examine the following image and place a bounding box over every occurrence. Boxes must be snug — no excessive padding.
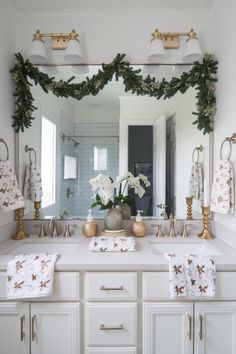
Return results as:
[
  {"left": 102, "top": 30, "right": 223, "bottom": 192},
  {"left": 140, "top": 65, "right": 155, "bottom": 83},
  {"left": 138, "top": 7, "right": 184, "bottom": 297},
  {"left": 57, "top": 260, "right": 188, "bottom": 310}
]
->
[{"left": 17, "top": 65, "right": 210, "bottom": 220}]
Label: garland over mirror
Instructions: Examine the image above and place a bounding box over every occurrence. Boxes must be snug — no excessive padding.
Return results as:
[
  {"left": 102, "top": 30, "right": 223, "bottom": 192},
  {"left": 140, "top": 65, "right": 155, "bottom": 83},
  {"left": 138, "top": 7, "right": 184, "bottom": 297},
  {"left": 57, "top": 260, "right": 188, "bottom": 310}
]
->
[{"left": 11, "top": 53, "right": 217, "bottom": 134}]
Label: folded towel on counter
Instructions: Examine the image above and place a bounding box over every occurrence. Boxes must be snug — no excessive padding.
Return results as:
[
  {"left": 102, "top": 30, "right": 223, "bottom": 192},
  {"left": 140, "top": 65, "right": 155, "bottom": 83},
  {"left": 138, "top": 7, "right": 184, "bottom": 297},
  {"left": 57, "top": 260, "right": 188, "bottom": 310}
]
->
[
  {"left": 165, "top": 254, "right": 216, "bottom": 298},
  {"left": 89, "top": 236, "right": 136, "bottom": 252},
  {"left": 210, "top": 159, "right": 234, "bottom": 214},
  {"left": 189, "top": 162, "right": 204, "bottom": 202},
  {"left": 6, "top": 253, "right": 58, "bottom": 299},
  {"left": 0, "top": 160, "right": 25, "bottom": 211},
  {"left": 23, "top": 163, "right": 43, "bottom": 202}
]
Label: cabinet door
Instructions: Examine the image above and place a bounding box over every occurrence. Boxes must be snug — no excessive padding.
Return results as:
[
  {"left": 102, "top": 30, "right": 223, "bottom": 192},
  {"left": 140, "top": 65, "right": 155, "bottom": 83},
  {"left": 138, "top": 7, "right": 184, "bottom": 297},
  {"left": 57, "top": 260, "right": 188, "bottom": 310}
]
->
[
  {"left": 195, "top": 302, "right": 236, "bottom": 354},
  {"left": 143, "top": 303, "right": 193, "bottom": 354},
  {"left": 0, "top": 302, "right": 29, "bottom": 354},
  {"left": 31, "top": 303, "right": 80, "bottom": 354}
]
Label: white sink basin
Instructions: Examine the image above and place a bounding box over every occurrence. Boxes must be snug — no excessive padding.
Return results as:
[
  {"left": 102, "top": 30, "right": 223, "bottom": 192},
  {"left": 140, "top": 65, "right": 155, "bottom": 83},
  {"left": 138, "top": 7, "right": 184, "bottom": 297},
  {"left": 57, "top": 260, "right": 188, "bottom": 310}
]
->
[
  {"left": 151, "top": 242, "right": 222, "bottom": 256},
  {"left": 7, "top": 243, "right": 79, "bottom": 255}
]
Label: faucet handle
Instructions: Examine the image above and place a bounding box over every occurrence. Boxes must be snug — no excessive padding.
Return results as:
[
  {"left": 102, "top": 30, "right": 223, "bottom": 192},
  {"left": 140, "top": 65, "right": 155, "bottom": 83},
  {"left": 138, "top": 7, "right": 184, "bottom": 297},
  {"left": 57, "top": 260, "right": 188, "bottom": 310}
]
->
[
  {"left": 63, "top": 225, "right": 72, "bottom": 238},
  {"left": 151, "top": 224, "right": 164, "bottom": 238},
  {"left": 182, "top": 223, "right": 194, "bottom": 238},
  {"left": 34, "top": 224, "right": 47, "bottom": 237}
]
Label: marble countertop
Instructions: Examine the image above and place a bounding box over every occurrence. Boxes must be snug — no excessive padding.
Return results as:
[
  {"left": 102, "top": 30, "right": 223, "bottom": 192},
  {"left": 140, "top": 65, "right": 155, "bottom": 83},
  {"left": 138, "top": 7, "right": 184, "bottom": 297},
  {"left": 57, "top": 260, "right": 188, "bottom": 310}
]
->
[{"left": 0, "top": 234, "right": 236, "bottom": 271}]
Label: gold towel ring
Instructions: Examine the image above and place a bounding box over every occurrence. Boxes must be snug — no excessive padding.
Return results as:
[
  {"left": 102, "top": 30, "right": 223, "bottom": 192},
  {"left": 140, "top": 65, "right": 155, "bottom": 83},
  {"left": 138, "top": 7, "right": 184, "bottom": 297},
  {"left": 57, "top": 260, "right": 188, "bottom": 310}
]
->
[
  {"left": 192, "top": 144, "right": 204, "bottom": 163},
  {"left": 24, "top": 145, "right": 37, "bottom": 164},
  {"left": 220, "top": 139, "right": 232, "bottom": 160},
  {"left": 0, "top": 138, "right": 9, "bottom": 161}
]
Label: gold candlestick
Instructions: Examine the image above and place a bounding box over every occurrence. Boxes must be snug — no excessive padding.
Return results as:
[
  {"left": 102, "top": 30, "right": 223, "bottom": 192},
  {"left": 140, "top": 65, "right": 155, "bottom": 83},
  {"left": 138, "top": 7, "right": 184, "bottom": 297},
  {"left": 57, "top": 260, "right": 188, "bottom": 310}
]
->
[
  {"left": 186, "top": 197, "right": 193, "bottom": 220},
  {"left": 34, "top": 201, "right": 41, "bottom": 220},
  {"left": 12, "top": 207, "right": 28, "bottom": 240},
  {"left": 199, "top": 206, "right": 214, "bottom": 240}
]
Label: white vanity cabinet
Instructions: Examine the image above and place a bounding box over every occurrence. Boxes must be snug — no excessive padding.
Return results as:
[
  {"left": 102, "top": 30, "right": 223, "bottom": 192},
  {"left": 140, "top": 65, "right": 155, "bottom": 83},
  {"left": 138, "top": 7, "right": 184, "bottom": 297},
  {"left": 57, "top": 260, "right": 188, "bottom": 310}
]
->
[
  {"left": 143, "top": 272, "right": 236, "bottom": 354},
  {"left": 0, "top": 271, "right": 80, "bottom": 354},
  {"left": 143, "top": 302, "right": 193, "bottom": 354},
  {"left": 0, "top": 302, "right": 30, "bottom": 354},
  {"left": 195, "top": 302, "right": 236, "bottom": 354},
  {"left": 31, "top": 302, "right": 80, "bottom": 354},
  {"left": 85, "top": 272, "right": 137, "bottom": 354}
]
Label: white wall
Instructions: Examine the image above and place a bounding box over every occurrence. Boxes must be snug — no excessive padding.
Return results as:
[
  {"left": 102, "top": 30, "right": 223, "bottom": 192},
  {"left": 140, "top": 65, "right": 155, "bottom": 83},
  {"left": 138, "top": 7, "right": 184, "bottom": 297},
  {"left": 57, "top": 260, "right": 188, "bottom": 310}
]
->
[
  {"left": 206, "top": 0, "right": 236, "bottom": 233},
  {"left": 0, "top": 1, "right": 17, "bottom": 239}
]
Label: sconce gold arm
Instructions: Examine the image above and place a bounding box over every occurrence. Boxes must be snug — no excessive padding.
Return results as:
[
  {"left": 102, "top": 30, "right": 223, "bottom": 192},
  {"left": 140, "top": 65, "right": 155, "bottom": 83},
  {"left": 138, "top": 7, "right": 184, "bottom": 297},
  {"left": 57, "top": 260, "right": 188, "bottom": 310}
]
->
[
  {"left": 32, "top": 29, "right": 79, "bottom": 50},
  {"left": 151, "top": 28, "right": 198, "bottom": 49}
]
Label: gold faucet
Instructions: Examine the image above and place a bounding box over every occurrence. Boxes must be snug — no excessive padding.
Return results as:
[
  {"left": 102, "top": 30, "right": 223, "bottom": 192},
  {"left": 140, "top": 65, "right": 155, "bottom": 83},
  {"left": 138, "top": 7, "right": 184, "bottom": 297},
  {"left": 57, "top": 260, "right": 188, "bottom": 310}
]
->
[
  {"left": 168, "top": 214, "right": 177, "bottom": 237},
  {"left": 48, "top": 217, "right": 59, "bottom": 237}
]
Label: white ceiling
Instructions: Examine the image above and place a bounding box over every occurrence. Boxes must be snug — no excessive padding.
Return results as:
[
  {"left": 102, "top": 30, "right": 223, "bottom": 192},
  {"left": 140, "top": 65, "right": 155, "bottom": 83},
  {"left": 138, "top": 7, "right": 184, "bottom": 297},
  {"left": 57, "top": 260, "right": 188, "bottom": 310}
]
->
[{"left": 10, "top": 0, "right": 215, "bottom": 13}]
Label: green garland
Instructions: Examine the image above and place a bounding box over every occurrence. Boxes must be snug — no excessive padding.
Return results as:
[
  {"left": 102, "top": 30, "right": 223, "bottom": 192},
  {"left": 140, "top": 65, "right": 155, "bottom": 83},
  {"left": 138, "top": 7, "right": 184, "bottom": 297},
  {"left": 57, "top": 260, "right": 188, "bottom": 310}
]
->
[{"left": 10, "top": 52, "right": 217, "bottom": 134}]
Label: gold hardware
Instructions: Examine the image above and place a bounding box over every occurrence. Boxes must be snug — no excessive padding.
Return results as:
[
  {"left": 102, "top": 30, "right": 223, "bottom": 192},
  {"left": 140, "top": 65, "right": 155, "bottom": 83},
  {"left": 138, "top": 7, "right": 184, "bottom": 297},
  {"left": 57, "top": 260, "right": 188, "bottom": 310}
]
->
[
  {"left": 48, "top": 217, "right": 59, "bottom": 237},
  {"left": 199, "top": 314, "right": 203, "bottom": 340},
  {"left": 63, "top": 225, "right": 71, "bottom": 238},
  {"left": 100, "top": 285, "right": 124, "bottom": 291},
  {"left": 12, "top": 208, "right": 28, "bottom": 240},
  {"left": 192, "top": 144, "right": 204, "bottom": 163},
  {"left": 188, "top": 315, "right": 192, "bottom": 341},
  {"left": 168, "top": 214, "right": 177, "bottom": 237},
  {"left": 150, "top": 28, "right": 199, "bottom": 49},
  {"left": 0, "top": 138, "right": 9, "bottom": 161},
  {"left": 24, "top": 144, "right": 37, "bottom": 164},
  {"left": 34, "top": 223, "right": 47, "bottom": 237},
  {"left": 32, "top": 29, "right": 79, "bottom": 50},
  {"left": 220, "top": 133, "right": 236, "bottom": 160},
  {"left": 100, "top": 324, "right": 124, "bottom": 331},
  {"left": 156, "top": 225, "right": 164, "bottom": 238},
  {"left": 32, "top": 315, "right": 36, "bottom": 341},
  {"left": 182, "top": 224, "right": 194, "bottom": 238},
  {"left": 199, "top": 206, "right": 214, "bottom": 240},
  {"left": 34, "top": 201, "right": 41, "bottom": 220},
  {"left": 185, "top": 197, "right": 193, "bottom": 220},
  {"left": 20, "top": 315, "right": 25, "bottom": 341}
]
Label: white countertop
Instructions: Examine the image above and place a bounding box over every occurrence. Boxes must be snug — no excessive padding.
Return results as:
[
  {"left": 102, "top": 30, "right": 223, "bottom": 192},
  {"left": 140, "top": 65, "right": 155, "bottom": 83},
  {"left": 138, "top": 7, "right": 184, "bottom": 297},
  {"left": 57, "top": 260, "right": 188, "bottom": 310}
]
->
[{"left": 0, "top": 234, "right": 236, "bottom": 271}]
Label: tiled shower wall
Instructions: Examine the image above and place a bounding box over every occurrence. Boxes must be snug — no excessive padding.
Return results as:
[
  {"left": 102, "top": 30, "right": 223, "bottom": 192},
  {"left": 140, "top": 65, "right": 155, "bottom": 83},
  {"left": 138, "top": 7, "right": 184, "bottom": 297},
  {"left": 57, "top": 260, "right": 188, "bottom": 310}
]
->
[{"left": 74, "top": 123, "right": 119, "bottom": 217}]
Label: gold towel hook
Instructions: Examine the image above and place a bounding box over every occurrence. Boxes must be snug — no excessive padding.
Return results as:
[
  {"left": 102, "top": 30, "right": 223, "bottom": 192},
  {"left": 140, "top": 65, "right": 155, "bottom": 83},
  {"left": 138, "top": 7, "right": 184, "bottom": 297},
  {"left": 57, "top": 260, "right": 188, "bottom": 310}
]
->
[
  {"left": 220, "top": 133, "right": 236, "bottom": 160},
  {"left": 24, "top": 145, "right": 37, "bottom": 164},
  {"left": 0, "top": 138, "right": 9, "bottom": 161},
  {"left": 192, "top": 144, "right": 204, "bottom": 163}
]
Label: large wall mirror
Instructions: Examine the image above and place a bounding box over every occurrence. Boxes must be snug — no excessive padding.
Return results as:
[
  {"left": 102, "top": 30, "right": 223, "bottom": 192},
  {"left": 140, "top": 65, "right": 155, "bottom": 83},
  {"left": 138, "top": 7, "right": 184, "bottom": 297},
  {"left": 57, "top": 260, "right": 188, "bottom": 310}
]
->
[{"left": 15, "top": 62, "right": 212, "bottom": 221}]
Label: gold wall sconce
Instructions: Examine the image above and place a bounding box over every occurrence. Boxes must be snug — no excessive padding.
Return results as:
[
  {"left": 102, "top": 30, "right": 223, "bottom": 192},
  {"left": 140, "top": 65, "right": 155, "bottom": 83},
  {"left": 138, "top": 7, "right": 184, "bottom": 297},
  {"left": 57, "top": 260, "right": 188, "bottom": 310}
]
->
[
  {"left": 149, "top": 28, "right": 202, "bottom": 62},
  {"left": 28, "top": 29, "right": 81, "bottom": 64}
]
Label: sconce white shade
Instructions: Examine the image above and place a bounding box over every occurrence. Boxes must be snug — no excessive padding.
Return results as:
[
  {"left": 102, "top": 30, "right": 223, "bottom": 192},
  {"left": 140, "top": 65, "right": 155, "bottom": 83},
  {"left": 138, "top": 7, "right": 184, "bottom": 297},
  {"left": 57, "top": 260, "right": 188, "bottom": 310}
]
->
[
  {"left": 64, "top": 39, "right": 82, "bottom": 63},
  {"left": 183, "top": 38, "right": 202, "bottom": 62},
  {"left": 148, "top": 38, "right": 166, "bottom": 59},
  {"left": 28, "top": 39, "right": 48, "bottom": 63}
]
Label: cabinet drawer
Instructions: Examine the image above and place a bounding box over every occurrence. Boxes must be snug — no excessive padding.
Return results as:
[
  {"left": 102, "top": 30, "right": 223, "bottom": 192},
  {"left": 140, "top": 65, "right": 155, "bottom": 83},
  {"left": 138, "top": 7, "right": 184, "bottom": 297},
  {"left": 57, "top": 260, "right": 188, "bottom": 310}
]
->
[
  {"left": 0, "top": 272, "right": 80, "bottom": 301},
  {"left": 86, "top": 348, "right": 137, "bottom": 354},
  {"left": 85, "top": 272, "right": 137, "bottom": 300},
  {"left": 143, "top": 272, "right": 236, "bottom": 300},
  {"left": 85, "top": 303, "right": 137, "bottom": 346}
]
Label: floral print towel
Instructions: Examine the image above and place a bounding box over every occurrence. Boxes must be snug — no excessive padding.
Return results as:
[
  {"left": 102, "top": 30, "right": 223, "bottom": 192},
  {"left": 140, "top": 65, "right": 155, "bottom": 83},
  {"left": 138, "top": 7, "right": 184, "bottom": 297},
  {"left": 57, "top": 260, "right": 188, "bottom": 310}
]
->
[
  {"left": 23, "top": 163, "right": 43, "bottom": 202},
  {"left": 189, "top": 162, "right": 204, "bottom": 202},
  {"left": 89, "top": 236, "right": 136, "bottom": 252},
  {"left": 0, "top": 160, "right": 25, "bottom": 211},
  {"left": 165, "top": 254, "right": 216, "bottom": 297},
  {"left": 210, "top": 159, "right": 234, "bottom": 214},
  {"left": 6, "top": 253, "right": 58, "bottom": 299}
]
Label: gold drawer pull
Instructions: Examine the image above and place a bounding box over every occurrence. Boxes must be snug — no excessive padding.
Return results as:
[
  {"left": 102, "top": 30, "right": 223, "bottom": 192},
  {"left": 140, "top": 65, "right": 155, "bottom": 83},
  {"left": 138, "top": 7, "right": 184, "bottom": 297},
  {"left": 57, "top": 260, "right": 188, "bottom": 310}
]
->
[
  {"left": 32, "top": 315, "right": 36, "bottom": 341},
  {"left": 100, "top": 324, "right": 124, "bottom": 331},
  {"left": 188, "top": 314, "right": 192, "bottom": 341},
  {"left": 199, "top": 314, "right": 203, "bottom": 340},
  {"left": 20, "top": 315, "right": 25, "bottom": 341},
  {"left": 100, "top": 285, "right": 124, "bottom": 291}
]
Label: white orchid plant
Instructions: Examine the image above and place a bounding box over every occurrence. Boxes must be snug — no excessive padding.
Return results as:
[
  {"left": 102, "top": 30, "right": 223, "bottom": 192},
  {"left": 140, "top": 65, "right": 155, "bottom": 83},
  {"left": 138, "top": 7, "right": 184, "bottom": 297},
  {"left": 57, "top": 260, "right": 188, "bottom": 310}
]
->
[{"left": 89, "top": 172, "right": 150, "bottom": 210}]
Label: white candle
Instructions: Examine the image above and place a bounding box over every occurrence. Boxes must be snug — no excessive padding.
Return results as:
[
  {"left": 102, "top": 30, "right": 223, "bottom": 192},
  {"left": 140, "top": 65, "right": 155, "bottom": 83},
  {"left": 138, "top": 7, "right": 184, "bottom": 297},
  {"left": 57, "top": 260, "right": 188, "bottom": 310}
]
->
[{"left": 203, "top": 179, "right": 209, "bottom": 207}]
